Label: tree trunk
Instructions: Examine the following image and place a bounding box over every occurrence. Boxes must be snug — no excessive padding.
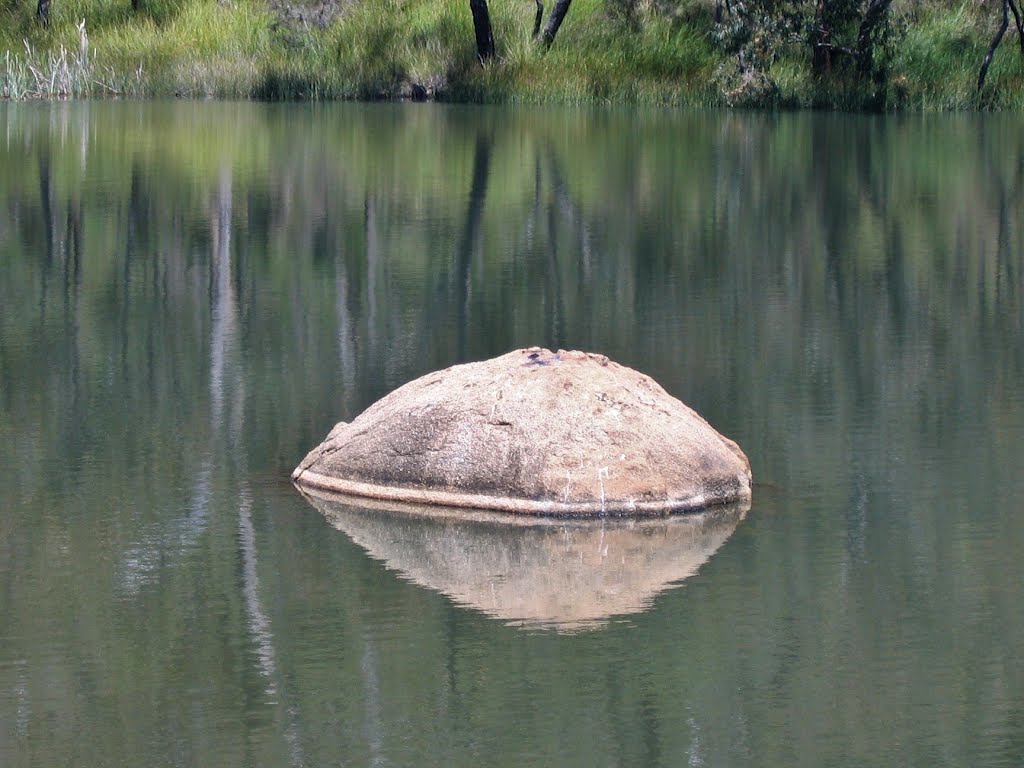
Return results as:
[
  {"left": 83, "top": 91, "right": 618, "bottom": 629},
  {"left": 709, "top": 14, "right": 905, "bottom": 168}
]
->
[
  {"left": 469, "top": 0, "right": 495, "bottom": 63},
  {"left": 1010, "top": 0, "right": 1024, "bottom": 54},
  {"left": 540, "top": 0, "right": 573, "bottom": 47},
  {"left": 978, "top": 0, "right": 1010, "bottom": 90},
  {"left": 36, "top": 0, "right": 50, "bottom": 25},
  {"left": 812, "top": 0, "right": 832, "bottom": 75},
  {"left": 855, "top": 0, "right": 892, "bottom": 77}
]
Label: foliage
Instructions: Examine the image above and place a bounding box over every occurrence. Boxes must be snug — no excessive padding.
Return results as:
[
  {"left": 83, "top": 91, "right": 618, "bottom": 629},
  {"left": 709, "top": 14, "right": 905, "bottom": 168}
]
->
[
  {"left": 0, "top": 0, "right": 1021, "bottom": 106},
  {"left": 710, "top": 0, "right": 903, "bottom": 107}
]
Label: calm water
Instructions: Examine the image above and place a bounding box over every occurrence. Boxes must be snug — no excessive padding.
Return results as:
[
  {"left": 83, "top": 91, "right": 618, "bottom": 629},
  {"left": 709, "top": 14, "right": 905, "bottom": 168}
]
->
[{"left": 1, "top": 101, "right": 1023, "bottom": 767}]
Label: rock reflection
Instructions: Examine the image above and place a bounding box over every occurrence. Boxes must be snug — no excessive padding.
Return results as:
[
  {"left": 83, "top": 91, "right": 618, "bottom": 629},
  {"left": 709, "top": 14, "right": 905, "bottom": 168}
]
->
[{"left": 301, "top": 490, "right": 749, "bottom": 631}]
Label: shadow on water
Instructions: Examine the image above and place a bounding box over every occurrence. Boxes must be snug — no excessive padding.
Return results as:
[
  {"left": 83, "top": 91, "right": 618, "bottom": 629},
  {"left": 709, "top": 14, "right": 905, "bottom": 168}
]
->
[{"left": 301, "top": 489, "right": 750, "bottom": 632}]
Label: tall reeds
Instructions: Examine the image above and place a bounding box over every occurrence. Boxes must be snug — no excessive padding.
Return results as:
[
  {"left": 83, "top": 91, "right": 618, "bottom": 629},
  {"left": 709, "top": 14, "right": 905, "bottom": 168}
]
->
[{"left": 0, "top": 20, "right": 130, "bottom": 99}]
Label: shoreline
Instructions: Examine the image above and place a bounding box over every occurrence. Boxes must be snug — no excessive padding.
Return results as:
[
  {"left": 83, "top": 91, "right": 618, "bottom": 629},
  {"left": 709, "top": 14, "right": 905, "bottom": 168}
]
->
[{"left": 2, "top": 0, "right": 1022, "bottom": 110}]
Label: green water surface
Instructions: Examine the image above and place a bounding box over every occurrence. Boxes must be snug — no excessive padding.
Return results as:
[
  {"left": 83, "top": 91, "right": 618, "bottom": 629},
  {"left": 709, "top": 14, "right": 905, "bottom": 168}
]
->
[{"left": 1, "top": 101, "right": 1022, "bottom": 767}]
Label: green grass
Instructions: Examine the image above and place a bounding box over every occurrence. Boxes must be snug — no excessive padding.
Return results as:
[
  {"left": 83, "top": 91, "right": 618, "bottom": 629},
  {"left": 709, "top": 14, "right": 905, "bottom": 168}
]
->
[
  {"left": 892, "top": 3, "right": 1024, "bottom": 109},
  {"left": 1, "top": 0, "right": 1023, "bottom": 107}
]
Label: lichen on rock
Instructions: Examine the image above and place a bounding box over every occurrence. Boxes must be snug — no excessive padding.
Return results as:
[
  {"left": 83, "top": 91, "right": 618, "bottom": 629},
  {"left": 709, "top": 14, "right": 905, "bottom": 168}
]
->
[{"left": 292, "top": 348, "right": 752, "bottom": 516}]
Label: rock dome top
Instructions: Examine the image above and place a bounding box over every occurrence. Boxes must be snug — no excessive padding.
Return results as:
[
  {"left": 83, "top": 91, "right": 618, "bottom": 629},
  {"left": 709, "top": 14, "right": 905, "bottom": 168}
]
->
[{"left": 292, "top": 348, "right": 752, "bottom": 516}]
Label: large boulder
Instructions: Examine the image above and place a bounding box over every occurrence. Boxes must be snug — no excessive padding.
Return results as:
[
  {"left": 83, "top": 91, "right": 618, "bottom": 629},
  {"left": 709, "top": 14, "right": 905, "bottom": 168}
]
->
[{"left": 292, "top": 348, "right": 752, "bottom": 516}]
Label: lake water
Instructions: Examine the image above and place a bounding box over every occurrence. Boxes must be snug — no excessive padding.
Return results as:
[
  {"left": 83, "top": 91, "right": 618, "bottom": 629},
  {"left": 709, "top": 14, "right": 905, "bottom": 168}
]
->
[{"left": 1, "top": 101, "right": 1022, "bottom": 767}]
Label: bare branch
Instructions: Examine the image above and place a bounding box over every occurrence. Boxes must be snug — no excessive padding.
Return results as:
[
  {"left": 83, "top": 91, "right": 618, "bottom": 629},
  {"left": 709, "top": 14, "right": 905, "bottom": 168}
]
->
[{"left": 814, "top": 42, "right": 857, "bottom": 58}]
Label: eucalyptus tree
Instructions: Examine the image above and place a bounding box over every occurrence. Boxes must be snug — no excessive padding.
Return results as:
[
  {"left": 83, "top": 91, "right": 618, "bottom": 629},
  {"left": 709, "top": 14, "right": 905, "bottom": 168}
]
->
[
  {"left": 470, "top": 0, "right": 495, "bottom": 61},
  {"left": 537, "top": 0, "right": 575, "bottom": 46},
  {"left": 713, "top": 0, "right": 898, "bottom": 86},
  {"left": 469, "top": 0, "right": 574, "bottom": 62},
  {"left": 977, "top": 0, "right": 1024, "bottom": 90}
]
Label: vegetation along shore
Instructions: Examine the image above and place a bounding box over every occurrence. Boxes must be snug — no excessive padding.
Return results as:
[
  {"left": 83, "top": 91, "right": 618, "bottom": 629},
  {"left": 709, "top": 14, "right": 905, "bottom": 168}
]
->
[{"left": 2, "top": 0, "right": 1023, "bottom": 109}]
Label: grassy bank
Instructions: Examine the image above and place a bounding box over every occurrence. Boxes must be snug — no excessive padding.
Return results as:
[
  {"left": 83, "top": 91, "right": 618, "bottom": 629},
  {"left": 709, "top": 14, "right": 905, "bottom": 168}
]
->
[{"left": 1, "top": 0, "right": 1022, "bottom": 108}]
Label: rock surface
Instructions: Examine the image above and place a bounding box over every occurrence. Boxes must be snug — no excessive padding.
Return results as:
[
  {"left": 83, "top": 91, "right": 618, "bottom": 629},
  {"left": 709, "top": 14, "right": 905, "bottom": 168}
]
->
[{"left": 292, "top": 348, "right": 752, "bottom": 516}]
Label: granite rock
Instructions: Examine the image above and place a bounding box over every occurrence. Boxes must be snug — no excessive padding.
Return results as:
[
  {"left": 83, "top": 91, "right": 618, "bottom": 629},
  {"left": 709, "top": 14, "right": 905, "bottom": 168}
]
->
[{"left": 292, "top": 348, "right": 752, "bottom": 516}]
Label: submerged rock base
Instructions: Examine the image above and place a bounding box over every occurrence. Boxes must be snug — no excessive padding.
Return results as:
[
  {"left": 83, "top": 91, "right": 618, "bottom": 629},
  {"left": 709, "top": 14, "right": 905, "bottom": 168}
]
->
[{"left": 292, "top": 348, "right": 752, "bottom": 517}]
